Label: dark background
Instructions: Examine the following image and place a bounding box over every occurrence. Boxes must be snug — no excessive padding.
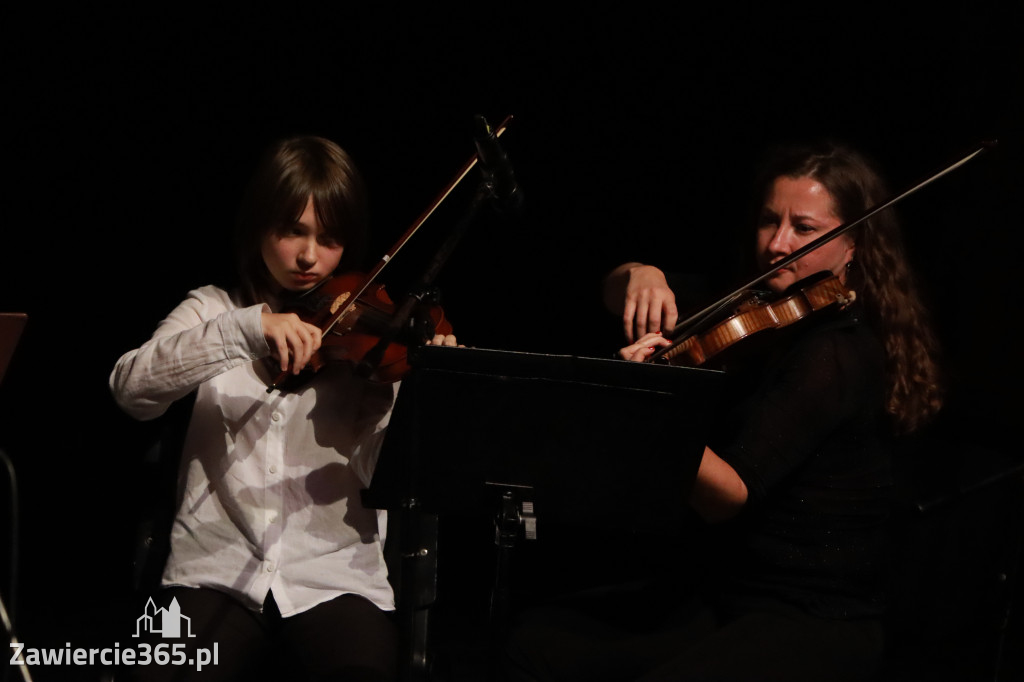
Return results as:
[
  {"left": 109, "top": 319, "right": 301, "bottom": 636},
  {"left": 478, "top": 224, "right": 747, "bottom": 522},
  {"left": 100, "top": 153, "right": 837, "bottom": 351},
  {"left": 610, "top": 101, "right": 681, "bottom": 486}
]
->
[{"left": 0, "top": 5, "right": 1021, "bottom": 681}]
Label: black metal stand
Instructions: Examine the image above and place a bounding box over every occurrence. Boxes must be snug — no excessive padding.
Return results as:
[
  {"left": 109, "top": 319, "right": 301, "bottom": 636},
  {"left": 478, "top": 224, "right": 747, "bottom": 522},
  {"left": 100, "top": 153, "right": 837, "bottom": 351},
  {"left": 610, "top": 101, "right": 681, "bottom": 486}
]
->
[
  {"left": 487, "top": 482, "right": 535, "bottom": 660},
  {"left": 393, "top": 496, "right": 438, "bottom": 679},
  {"left": 363, "top": 345, "right": 724, "bottom": 681}
]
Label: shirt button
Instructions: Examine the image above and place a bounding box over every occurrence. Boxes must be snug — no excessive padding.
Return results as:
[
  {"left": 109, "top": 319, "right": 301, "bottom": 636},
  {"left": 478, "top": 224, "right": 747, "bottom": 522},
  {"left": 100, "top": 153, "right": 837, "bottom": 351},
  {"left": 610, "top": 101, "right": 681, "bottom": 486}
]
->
[
  {"left": 269, "top": 465, "right": 277, "bottom": 474},
  {"left": 271, "top": 412, "right": 282, "bottom": 422},
  {"left": 266, "top": 562, "right": 275, "bottom": 572}
]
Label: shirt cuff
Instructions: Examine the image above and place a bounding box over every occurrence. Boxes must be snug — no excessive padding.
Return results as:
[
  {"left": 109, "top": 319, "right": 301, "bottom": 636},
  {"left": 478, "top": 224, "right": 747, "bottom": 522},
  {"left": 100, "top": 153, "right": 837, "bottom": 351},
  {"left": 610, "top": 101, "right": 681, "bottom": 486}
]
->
[{"left": 229, "top": 303, "right": 272, "bottom": 361}]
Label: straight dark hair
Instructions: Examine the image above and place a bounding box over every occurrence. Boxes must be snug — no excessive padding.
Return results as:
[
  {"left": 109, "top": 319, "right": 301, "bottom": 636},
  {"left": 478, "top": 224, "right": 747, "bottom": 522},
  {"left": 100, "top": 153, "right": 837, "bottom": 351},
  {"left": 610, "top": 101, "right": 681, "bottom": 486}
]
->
[{"left": 234, "top": 136, "right": 368, "bottom": 306}]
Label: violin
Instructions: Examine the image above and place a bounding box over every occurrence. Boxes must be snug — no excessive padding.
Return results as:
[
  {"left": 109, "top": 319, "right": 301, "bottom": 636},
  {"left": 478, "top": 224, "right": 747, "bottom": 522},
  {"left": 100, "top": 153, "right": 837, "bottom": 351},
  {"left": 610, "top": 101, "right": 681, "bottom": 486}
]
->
[
  {"left": 266, "top": 115, "right": 512, "bottom": 391},
  {"left": 269, "top": 272, "right": 452, "bottom": 387},
  {"left": 650, "top": 271, "right": 854, "bottom": 368}
]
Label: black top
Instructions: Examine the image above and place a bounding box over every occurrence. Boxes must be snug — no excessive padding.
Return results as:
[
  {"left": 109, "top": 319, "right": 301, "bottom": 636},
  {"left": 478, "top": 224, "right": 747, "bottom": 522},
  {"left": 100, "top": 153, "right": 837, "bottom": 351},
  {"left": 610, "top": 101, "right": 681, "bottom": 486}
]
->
[{"left": 710, "top": 302, "right": 892, "bottom": 620}]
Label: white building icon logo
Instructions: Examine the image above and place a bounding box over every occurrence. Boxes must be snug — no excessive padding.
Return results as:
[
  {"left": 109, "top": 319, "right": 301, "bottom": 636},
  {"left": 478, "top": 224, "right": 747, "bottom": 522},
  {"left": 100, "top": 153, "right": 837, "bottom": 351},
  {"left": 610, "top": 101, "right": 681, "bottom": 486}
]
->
[{"left": 133, "top": 596, "right": 196, "bottom": 638}]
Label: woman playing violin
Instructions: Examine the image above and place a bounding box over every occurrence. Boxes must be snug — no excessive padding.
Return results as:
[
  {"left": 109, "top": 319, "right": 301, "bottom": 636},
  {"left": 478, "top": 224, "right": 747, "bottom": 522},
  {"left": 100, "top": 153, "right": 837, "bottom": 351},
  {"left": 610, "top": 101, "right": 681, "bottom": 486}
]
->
[
  {"left": 110, "top": 136, "right": 455, "bottom": 682},
  {"left": 508, "top": 141, "right": 941, "bottom": 681}
]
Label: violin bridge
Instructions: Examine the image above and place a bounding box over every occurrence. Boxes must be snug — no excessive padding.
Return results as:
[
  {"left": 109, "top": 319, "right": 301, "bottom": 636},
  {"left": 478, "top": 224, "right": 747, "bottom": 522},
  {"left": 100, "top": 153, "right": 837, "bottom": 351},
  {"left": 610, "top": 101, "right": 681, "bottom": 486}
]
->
[{"left": 329, "top": 292, "right": 352, "bottom": 315}]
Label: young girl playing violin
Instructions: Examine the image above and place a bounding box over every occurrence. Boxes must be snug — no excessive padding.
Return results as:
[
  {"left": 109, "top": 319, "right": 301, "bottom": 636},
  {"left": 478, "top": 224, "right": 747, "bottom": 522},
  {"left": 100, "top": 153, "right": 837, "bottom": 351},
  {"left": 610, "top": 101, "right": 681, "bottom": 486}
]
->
[
  {"left": 507, "top": 141, "right": 942, "bottom": 681},
  {"left": 110, "top": 136, "right": 455, "bottom": 682}
]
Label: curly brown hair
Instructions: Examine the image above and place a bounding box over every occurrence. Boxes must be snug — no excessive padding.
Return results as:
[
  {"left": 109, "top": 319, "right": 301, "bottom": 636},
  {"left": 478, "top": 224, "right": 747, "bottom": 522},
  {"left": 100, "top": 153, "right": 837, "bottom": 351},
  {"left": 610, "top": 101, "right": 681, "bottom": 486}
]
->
[{"left": 753, "top": 141, "right": 943, "bottom": 434}]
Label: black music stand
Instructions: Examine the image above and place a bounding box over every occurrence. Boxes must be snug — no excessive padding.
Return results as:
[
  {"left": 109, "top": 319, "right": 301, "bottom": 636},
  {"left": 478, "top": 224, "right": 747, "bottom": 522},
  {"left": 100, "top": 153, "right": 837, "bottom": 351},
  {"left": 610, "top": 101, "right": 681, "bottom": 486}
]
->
[{"left": 363, "top": 345, "right": 724, "bottom": 681}]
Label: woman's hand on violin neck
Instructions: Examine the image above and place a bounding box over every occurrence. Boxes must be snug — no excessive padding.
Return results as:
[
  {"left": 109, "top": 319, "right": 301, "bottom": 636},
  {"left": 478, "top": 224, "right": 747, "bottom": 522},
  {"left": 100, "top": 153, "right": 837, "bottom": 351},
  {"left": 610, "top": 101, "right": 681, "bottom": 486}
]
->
[
  {"left": 618, "top": 332, "right": 671, "bottom": 362},
  {"left": 607, "top": 263, "right": 678, "bottom": 343},
  {"left": 262, "top": 312, "right": 322, "bottom": 374},
  {"left": 426, "top": 333, "right": 460, "bottom": 347}
]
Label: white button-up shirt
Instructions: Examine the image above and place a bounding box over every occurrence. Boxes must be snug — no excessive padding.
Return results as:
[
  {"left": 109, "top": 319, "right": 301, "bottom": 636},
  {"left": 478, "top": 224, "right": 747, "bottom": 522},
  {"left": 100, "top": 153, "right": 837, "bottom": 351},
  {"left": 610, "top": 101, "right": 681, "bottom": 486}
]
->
[{"left": 110, "top": 285, "right": 397, "bottom": 616}]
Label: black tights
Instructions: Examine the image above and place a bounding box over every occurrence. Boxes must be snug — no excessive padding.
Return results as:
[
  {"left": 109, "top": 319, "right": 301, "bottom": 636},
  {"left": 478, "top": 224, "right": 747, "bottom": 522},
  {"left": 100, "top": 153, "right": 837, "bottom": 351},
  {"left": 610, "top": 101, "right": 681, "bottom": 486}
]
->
[{"left": 119, "top": 586, "right": 398, "bottom": 682}]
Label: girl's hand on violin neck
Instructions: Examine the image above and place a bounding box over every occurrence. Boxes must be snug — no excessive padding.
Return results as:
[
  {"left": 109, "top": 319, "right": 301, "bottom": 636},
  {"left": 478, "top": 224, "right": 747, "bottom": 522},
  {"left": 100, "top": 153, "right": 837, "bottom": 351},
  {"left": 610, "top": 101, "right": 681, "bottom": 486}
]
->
[
  {"left": 619, "top": 264, "right": 678, "bottom": 343},
  {"left": 262, "top": 312, "right": 323, "bottom": 374},
  {"left": 426, "top": 333, "right": 460, "bottom": 347},
  {"left": 618, "top": 332, "right": 671, "bottom": 363}
]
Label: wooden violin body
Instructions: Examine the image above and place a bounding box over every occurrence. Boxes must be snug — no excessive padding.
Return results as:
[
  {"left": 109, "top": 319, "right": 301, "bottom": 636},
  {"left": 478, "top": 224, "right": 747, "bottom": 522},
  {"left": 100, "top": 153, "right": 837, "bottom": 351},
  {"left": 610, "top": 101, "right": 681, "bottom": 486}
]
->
[{"left": 653, "top": 272, "right": 855, "bottom": 368}]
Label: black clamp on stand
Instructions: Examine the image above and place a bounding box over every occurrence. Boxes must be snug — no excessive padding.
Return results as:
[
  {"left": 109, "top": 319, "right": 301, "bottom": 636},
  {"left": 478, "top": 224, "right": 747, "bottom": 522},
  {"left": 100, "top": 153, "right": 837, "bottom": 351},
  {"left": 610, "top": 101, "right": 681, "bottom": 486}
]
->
[
  {"left": 487, "top": 482, "right": 536, "bottom": 645},
  {"left": 363, "top": 345, "right": 723, "bottom": 681}
]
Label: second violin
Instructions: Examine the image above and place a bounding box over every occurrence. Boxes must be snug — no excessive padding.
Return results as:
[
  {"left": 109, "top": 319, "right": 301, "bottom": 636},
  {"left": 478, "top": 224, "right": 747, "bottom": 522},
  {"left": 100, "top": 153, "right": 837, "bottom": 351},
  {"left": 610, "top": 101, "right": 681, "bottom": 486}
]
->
[{"left": 650, "top": 271, "right": 855, "bottom": 368}]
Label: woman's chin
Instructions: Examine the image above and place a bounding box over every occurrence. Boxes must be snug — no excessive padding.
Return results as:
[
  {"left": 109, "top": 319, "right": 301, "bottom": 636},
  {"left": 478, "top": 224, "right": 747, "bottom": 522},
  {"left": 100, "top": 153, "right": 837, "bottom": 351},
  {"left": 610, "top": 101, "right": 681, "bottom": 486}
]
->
[{"left": 764, "top": 272, "right": 794, "bottom": 294}]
